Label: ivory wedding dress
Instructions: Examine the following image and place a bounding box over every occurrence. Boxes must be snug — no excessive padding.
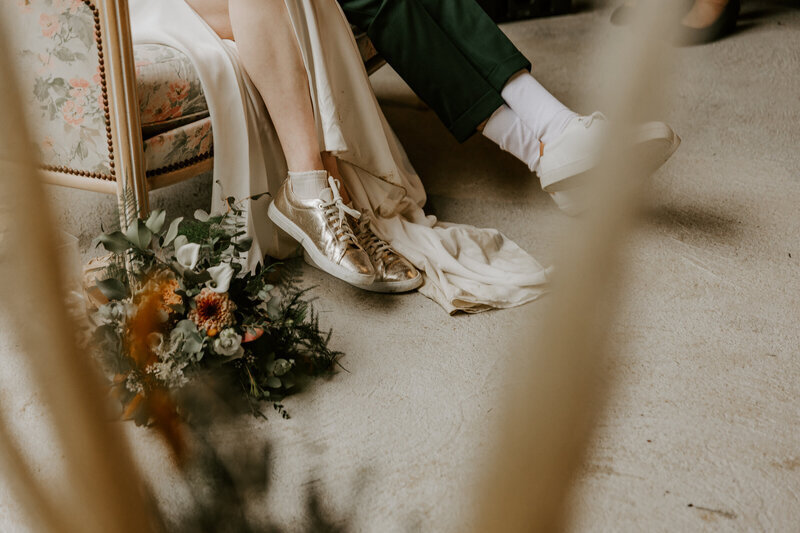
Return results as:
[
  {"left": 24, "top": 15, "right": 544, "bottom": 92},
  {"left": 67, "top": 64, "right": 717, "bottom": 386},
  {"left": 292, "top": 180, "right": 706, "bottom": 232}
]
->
[{"left": 130, "top": 0, "right": 551, "bottom": 313}]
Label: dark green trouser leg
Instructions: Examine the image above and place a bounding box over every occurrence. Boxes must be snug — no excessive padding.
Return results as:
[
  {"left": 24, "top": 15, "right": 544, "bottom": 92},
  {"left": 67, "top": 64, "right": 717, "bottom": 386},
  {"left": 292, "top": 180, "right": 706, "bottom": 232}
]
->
[{"left": 338, "top": 0, "right": 531, "bottom": 142}]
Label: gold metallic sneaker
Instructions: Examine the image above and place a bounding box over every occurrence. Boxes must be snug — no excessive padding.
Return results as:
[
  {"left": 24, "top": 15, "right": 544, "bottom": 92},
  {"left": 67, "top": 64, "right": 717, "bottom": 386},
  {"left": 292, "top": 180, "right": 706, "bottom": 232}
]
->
[
  {"left": 348, "top": 214, "right": 422, "bottom": 293},
  {"left": 268, "top": 176, "right": 375, "bottom": 286}
]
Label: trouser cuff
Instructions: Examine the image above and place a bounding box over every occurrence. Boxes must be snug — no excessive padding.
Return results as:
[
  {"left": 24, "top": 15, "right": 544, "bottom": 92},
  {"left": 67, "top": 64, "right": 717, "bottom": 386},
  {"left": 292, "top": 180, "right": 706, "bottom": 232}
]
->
[
  {"left": 448, "top": 91, "right": 506, "bottom": 143},
  {"left": 486, "top": 53, "right": 532, "bottom": 92}
]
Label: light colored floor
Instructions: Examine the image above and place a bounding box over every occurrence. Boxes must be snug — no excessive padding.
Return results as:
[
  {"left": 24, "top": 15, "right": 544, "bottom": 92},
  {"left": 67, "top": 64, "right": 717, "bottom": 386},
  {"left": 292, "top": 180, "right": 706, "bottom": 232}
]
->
[{"left": 2, "top": 2, "right": 799, "bottom": 531}]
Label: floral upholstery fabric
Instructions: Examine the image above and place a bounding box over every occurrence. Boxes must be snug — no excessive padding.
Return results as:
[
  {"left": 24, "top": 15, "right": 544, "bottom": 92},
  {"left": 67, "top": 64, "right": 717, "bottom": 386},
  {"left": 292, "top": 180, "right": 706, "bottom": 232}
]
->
[
  {"left": 135, "top": 34, "right": 381, "bottom": 138},
  {"left": 8, "top": 1, "right": 380, "bottom": 181},
  {"left": 134, "top": 44, "right": 208, "bottom": 138},
  {"left": 143, "top": 117, "right": 213, "bottom": 174},
  {"left": 10, "top": 0, "right": 113, "bottom": 177}
]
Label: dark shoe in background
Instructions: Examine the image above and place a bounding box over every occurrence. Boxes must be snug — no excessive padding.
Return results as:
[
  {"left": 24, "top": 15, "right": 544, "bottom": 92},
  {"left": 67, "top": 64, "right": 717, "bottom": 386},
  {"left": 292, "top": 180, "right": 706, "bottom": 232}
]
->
[
  {"left": 610, "top": 0, "right": 740, "bottom": 46},
  {"left": 675, "top": 0, "right": 741, "bottom": 46},
  {"left": 610, "top": 0, "right": 694, "bottom": 27}
]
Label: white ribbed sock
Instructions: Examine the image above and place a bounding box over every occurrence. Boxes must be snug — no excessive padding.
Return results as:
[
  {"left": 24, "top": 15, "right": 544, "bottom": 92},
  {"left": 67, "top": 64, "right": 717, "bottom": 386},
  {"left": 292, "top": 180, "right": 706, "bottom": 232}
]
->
[
  {"left": 482, "top": 104, "right": 542, "bottom": 172},
  {"left": 501, "top": 72, "right": 577, "bottom": 145},
  {"left": 289, "top": 169, "right": 328, "bottom": 200}
]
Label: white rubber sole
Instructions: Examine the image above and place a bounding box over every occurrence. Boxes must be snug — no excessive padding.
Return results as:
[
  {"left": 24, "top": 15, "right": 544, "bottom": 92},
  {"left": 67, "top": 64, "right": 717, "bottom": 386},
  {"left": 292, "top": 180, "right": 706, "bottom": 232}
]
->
[
  {"left": 539, "top": 122, "right": 681, "bottom": 193},
  {"left": 268, "top": 201, "right": 375, "bottom": 286},
  {"left": 549, "top": 127, "right": 682, "bottom": 216},
  {"left": 304, "top": 251, "right": 422, "bottom": 293},
  {"left": 549, "top": 190, "right": 585, "bottom": 217}
]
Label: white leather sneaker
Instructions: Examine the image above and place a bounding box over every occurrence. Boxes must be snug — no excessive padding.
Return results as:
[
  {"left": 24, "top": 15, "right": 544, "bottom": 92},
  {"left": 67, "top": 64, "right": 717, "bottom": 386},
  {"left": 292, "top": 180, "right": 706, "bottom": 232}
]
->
[{"left": 537, "top": 112, "right": 681, "bottom": 193}]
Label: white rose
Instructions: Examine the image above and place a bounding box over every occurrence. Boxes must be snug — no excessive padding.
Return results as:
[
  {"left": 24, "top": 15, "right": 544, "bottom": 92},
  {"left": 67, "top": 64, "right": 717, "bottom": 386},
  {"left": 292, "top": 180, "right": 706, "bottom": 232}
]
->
[{"left": 213, "top": 328, "right": 243, "bottom": 358}]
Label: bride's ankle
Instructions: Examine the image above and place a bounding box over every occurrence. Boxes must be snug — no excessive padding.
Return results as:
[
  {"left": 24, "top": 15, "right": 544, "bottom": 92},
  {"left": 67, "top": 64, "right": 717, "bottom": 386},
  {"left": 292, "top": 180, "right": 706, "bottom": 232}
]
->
[{"left": 288, "top": 169, "right": 328, "bottom": 200}]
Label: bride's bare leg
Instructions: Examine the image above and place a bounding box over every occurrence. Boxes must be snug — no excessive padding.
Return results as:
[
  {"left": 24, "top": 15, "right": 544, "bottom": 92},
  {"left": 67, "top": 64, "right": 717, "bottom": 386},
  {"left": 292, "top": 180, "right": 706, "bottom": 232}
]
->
[
  {"left": 229, "top": 0, "right": 324, "bottom": 171},
  {"left": 185, "top": 0, "right": 234, "bottom": 39},
  {"left": 186, "top": 0, "right": 377, "bottom": 287},
  {"left": 188, "top": 0, "right": 324, "bottom": 172}
]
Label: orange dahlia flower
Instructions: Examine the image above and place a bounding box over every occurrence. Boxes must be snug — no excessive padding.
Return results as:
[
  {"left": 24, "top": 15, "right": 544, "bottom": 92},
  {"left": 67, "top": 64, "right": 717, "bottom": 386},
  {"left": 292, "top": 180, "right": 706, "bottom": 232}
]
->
[{"left": 188, "top": 288, "right": 235, "bottom": 335}]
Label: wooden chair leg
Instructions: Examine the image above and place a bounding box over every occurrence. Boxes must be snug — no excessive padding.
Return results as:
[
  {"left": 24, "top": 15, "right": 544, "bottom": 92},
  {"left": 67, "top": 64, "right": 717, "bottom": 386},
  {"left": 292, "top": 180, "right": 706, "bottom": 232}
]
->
[{"left": 98, "top": 0, "right": 149, "bottom": 228}]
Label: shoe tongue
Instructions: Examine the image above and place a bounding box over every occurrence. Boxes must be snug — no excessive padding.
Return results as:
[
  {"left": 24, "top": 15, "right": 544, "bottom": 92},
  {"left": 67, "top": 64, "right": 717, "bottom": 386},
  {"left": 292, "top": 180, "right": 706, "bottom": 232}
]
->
[{"left": 318, "top": 188, "right": 334, "bottom": 203}]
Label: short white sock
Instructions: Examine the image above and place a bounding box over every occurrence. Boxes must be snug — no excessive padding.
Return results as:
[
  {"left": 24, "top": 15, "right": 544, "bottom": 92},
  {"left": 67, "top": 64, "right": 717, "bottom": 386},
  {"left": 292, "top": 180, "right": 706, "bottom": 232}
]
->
[
  {"left": 289, "top": 170, "right": 328, "bottom": 200},
  {"left": 501, "top": 72, "right": 577, "bottom": 145},
  {"left": 483, "top": 104, "right": 542, "bottom": 172}
]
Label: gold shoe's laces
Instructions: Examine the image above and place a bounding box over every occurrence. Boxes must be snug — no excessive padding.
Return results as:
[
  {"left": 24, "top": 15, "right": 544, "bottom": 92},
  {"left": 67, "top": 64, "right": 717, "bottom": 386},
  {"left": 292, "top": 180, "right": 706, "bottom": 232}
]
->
[
  {"left": 319, "top": 176, "right": 361, "bottom": 245},
  {"left": 357, "top": 215, "right": 393, "bottom": 263}
]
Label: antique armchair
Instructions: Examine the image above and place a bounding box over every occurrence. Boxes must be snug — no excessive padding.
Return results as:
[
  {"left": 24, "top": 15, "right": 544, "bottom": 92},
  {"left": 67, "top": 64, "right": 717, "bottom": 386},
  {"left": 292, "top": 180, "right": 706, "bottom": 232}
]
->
[{"left": 8, "top": 0, "right": 383, "bottom": 227}]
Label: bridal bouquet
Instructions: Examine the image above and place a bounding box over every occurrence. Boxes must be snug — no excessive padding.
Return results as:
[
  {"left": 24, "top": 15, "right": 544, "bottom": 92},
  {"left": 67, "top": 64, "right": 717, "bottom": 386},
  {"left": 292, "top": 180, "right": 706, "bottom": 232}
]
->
[{"left": 88, "top": 196, "right": 340, "bottom": 425}]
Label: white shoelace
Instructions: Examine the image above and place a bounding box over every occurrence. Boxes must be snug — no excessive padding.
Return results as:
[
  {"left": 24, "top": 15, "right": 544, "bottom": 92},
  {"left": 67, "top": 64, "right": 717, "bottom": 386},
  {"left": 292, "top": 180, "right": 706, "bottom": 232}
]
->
[
  {"left": 319, "top": 176, "right": 361, "bottom": 245},
  {"left": 357, "top": 215, "right": 392, "bottom": 263},
  {"left": 577, "top": 111, "right": 606, "bottom": 129}
]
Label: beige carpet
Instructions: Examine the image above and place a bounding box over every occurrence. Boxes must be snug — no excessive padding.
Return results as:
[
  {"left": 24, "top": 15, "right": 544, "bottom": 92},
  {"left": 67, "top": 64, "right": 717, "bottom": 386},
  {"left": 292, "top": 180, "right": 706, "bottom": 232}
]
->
[{"left": 2, "top": 1, "right": 798, "bottom": 531}]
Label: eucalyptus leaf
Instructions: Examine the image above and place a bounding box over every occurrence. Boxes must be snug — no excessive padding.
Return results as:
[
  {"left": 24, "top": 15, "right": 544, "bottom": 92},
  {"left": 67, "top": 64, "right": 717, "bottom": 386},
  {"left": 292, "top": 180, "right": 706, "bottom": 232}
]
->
[
  {"left": 234, "top": 237, "right": 253, "bottom": 252},
  {"left": 145, "top": 209, "right": 166, "bottom": 234},
  {"left": 183, "top": 335, "right": 204, "bottom": 355},
  {"left": 96, "top": 278, "right": 128, "bottom": 301},
  {"left": 172, "top": 319, "right": 204, "bottom": 355},
  {"left": 174, "top": 319, "right": 199, "bottom": 335},
  {"left": 96, "top": 231, "right": 129, "bottom": 253},
  {"left": 163, "top": 216, "right": 183, "bottom": 246},
  {"left": 266, "top": 377, "right": 282, "bottom": 389},
  {"left": 267, "top": 295, "right": 281, "bottom": 320},
  {"left": 183, "top": 269, "right": 211, "bottom": 284},
  {"left": 194, "top": 209, "right": 210, "bottom": 222},
  {"left": 124, "top": 220, "right": 152, "bottom": 249}
]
